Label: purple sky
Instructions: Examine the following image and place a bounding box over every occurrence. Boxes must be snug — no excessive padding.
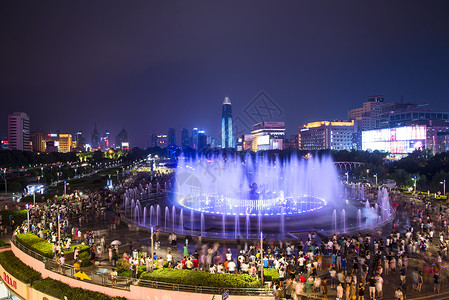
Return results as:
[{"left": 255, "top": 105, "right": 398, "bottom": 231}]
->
[{"left": 1, "top": 1, "right": 449, "bottom": 147}]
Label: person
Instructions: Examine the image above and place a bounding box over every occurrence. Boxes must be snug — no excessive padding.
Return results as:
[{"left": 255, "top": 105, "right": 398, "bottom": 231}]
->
[
  {"left": 110, "top": 268, "right": 118, "bottom": 287},
  {"left": 131, "top": 262, "right": 137, "bottom": 281},
  {"left": 337, "top": 283, "right": 344, "bottom": 300},
  {"left": 358, "top": 282, "right": 365, "bottom": 300},
  {"left": 73, "top": 260, "right": 80, "bottom": 272},
  {"left": 434, "top": 271, "right": 440, "bottom": 293},
  {"left": 166, "top": 251, "right": 173, "bottom": 268},
  {"left": 395, "top": 287, "right": 403, "bottom": 300},
  {"left": 273, "top": 283, "right": 280, "bottom": 300},
  {"left": 368, "top": 275, "right": 376, "bottom": 300},
  {"left": 375, "top": 274, "right": 383, "bottom": 299},
  {"left": 418, "top": 270, "right": 423, "bottom": 292},
  {"left": 321, "top": 279, "right": 328, "bottom": 299}
]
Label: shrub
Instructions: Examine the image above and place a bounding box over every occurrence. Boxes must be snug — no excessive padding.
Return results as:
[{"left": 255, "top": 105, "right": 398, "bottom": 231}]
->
[
  {"left": 32, "top": 278, "right": 126, "bottom": 300},
  {"left": 0, "top": 251, "right": 41, "bottom": 284},
  {"left": 78, "top": 252, "right": 92, "bottom": 267},
  {"left": 0, "top": 240, "right": 7, "bottom": 247},
  {"left": 140, "top": 268, "right": 262, "bottom": 288},
  {"left": 16, "top": 233, "right": 89, "bottom": 258},
  {"left": 263, "top": 268, "right": 279, "bottom": 282}
]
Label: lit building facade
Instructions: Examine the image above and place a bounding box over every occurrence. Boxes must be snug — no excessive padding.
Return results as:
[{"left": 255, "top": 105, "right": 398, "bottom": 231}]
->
[
  {"left": 8, "top": 112, "right": 31, "bottom": 151},
  {"left": 151, "top": 134, "right": 168, "bottom": 148},
  {"left": 251, "top": 122, "right": 285, "bottom": 152},
  {"left": 192, "top": 128, "right": 199, "bottom": 149},
  {"left": 362, "top": 125, "right": 426, "bottom": 154},
  {"left": 299, "top": 121, "right": 354, "bottom": 151},
  {"left": 30, "top": 131, "right": 46, "bottom": 152},
  {"left": 58, "top": 134, "right": 72, "bottom": 153},
  {"left": 116, "top": 128, "right": 129, "bottom": 150},
  {"left": 221, "top": 97, "right": 233, "bottom": 149}
]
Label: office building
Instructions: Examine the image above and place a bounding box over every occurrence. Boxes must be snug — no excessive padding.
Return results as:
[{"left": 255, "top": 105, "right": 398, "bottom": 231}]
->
[
  {"left": 298, "top": 121, "right": 354, "bottom": 151},
  {"left": 168, "top": 128, "right": 176, "bottom": 146},
  {"left": 91, "top": 124, "right": 100, "bottom": 149},
  {"left": 251, "top": 122, "right": 285, "bottom": 152},
  {"left": 151, "top": 134, "right": 168, "bottom": 148},
  {"left": 221, "top": 97, "right": 233, "bottom": 148},
  {"left": 30, "top": 131, "right": 46, "bottom": 152},
  {"left": 192, "top": 128, "right": 199, "bottom": 149},
  {"left": 181, "top": 128, "right": 190, "bottom": 149},
  {"left": 59, "top": 134, "right": 72, "bottom": 153},
  {"left": 116, "top": 128, "right": 129, "bottom": 150},
  {"left": 198, "top": 130, "right": 207, "bottom": 151},
  {"left": 8, "top": 112, "right": 31, "bottom": 151}
]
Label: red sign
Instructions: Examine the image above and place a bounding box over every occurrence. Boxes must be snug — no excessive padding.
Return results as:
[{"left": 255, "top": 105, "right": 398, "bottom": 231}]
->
[{"left": 3, "top": 272, "right": 17, "bottom": 289}]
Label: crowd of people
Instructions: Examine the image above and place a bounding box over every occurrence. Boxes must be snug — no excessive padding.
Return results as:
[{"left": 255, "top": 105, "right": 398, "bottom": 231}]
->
[{"left": 7, "top": 168, "right": 449, "bottom": 299}]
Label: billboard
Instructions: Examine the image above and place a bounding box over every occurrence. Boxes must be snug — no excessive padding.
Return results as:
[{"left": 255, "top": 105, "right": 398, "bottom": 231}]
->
[{"left": 362, "top": 125, "right": 426, "bottom": 154}]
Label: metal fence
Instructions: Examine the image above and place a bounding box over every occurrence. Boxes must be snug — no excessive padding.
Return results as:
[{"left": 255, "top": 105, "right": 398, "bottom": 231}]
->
[{"left": 11, "top": 237, "right": 273, "bottom": 296}]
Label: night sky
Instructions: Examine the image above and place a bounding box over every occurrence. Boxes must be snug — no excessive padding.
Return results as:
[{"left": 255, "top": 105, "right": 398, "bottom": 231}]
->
[{"left": 1, "top": 1, "right": 449, "bottom": 148}]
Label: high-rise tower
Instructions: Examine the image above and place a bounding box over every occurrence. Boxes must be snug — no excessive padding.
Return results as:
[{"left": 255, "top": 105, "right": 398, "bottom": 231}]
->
[
  {"left": 221, "top": 97, "right": 233, "bottom": 148},
  {"left": 8, "top": 112, "right": 30, "bottom": 151}
]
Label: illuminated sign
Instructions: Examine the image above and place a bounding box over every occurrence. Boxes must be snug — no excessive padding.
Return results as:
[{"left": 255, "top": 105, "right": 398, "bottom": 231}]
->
[
  {"left": 257, "top": 135, "right": 270, "bottom": 145},
  {"left": 362, "top": 126, "right": 426, "bottom": 154}
]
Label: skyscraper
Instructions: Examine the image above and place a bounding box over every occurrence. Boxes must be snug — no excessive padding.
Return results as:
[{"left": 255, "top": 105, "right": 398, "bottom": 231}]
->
[
  {"left": 8, "top": 112, "right": 30, "bottom": 151},
  {"left": 91, "top": 124, "right": 100, "bottom": 149},
  {"left": 181, "top": 128, "right": 190, "bottom": 149},
  {"left": 168, "top": 128, "right": 176, "bottom": 146},
  {"left": 192, "top": 128, "right": 199, "bottom": 149},
  {"left": 198, "top": 130, "right": 207, "bottom": 151},
  {"left": 221, "top": 97, "right": 233, "bottom": 148},
  {"left": 116, "top": 128, "right": 129, "bottom": 150}
]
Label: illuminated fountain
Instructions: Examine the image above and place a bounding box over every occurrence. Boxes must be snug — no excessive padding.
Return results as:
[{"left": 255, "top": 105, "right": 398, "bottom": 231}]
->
[{"left": 123, "top": 153, "right": 393, "bottom": 240}]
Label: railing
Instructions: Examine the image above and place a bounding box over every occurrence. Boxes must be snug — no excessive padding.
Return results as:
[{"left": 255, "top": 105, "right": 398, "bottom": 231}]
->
[{"left": 11, "top": 237, "right": 273, "bottom": 296}]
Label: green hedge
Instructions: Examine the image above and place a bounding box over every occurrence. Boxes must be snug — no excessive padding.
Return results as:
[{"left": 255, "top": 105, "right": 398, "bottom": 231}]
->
[
  {"left": 0, "top": 251, "right": 41, "bottom": 284},
  {"left": 140, "top": 268, "right": 262, "bottom": 288},
  {"left": 32, "top": 278, "right": 125, "bottom": 300},
  {"left": 263, "top": 268, "right": 279, "bottom": 282},
  {"left": 0, "top": 210, "right": 27, "bottom": 226},
  {"left": 16, "top": 232, "right": 89, "bottom": 258},
  {"left": 0, "top": 240, "right": 7, "bottom": 247}
]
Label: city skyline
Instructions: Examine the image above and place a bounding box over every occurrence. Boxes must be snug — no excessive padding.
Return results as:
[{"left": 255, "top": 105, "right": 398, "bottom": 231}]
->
[{"left": 1, "top": 1, "right": 449, "bottom": 147}]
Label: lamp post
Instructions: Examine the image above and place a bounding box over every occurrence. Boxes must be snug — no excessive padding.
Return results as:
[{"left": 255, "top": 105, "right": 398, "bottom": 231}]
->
[
  {"left": 441, "top": 179, "right": 446, "bottom": 196},
  {"left": 41, "top": 167, "right": 43, "bottom": 177},
  {"left": 413, "top": 176, "right": 417, "bottom": 193},
  {"left": 3, "top": 169, "right": 6, "bottom": 194},
  {"left": 260, "top": 231, "right": 264, "bottom": 284},
  {"left": 345, "top": 172, "right": 349, "bottom": 183},
  {"left": 26, "top": 204, "right": 30, "bottom": 232},
  {"left": 374, "top": 173, "right": 378, "bottom": 186},
  {"left": 151, "top": 226, "right": 154, "bottom": 264},
  {"left": 64, "top": 181, "right": 67, "bottom": 198},
  {"left": 57, "top": 214, "right": 61, "bottom": 245}
]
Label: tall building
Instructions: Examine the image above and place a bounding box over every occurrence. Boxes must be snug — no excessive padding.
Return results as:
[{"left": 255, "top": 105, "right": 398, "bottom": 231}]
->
[
  {"left": 91, "top": 124, "right": 100, "bottom": 149},
  {"left": 198, "top": 130, "right": 207, "bottom": 151},
  {"left": 8, "top": 112, "right": 30, "bottom": 151},
  {"left": 116, "top": 128, "right": 129, "bottom": 150},
  {"left": 192, "top": 128, "right": 199, "bottom": 149},
  {"left": 30, "top": 131, "right": 46, "bottom": 152},
  {"left": 181, "top": 128, "right": 190, "bottom": 149},
  {"left": 221, "top": 97, "right": 233, "bottom": 149},
  {"left": 168, "top": 128, "right": 176, "bottom": 146},
  {"left": 151, "top": 134, "right": 168, "bottom": 148},
  {"left": 298, "top": 121, "right": 355, "bottom": 151},
  {"left": 58, "top": 134, "right": 72, "bottom": 153},
  {"left": 74, "top": 131, "right": 86, "bottom": 150},
  {"left": 251, "top": 122, "right": 285, "bottom": 152}
]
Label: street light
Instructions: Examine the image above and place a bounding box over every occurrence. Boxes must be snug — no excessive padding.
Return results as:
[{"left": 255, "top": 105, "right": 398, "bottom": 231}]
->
[
  {"left": 26, "top": 204, "right": 30, "bottom": 232},
  {"left": 413, "top": 176, "right": 417, "bottom": 193},
  {"left": 374, "top": 173, "right": 378, "bottom": 186},
  {"left": 441, "top": 179, "right": 446, "bottom": 196},
  {"left": 345, "top": 172, "right": 349, "bottom": 183},
  {"left": 151, "top": 226, "right": 154, "bottom": 265},
  {"left": 260, "top": 231, "right": 264, "bottom": 284},
  {"left": 57, "top": 214, "right": 61, "bottom": 245}
]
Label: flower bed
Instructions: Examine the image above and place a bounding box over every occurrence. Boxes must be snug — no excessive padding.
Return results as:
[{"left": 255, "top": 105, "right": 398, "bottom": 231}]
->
[
  {"left": 15, "top": 232, "right": 89, "bottom": 258},
  {"left": 0, "top": 251, "right": 41, "bottom": 284},
  {"left": 139, "top": 268, "right": 262, "bottom": 288}
]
